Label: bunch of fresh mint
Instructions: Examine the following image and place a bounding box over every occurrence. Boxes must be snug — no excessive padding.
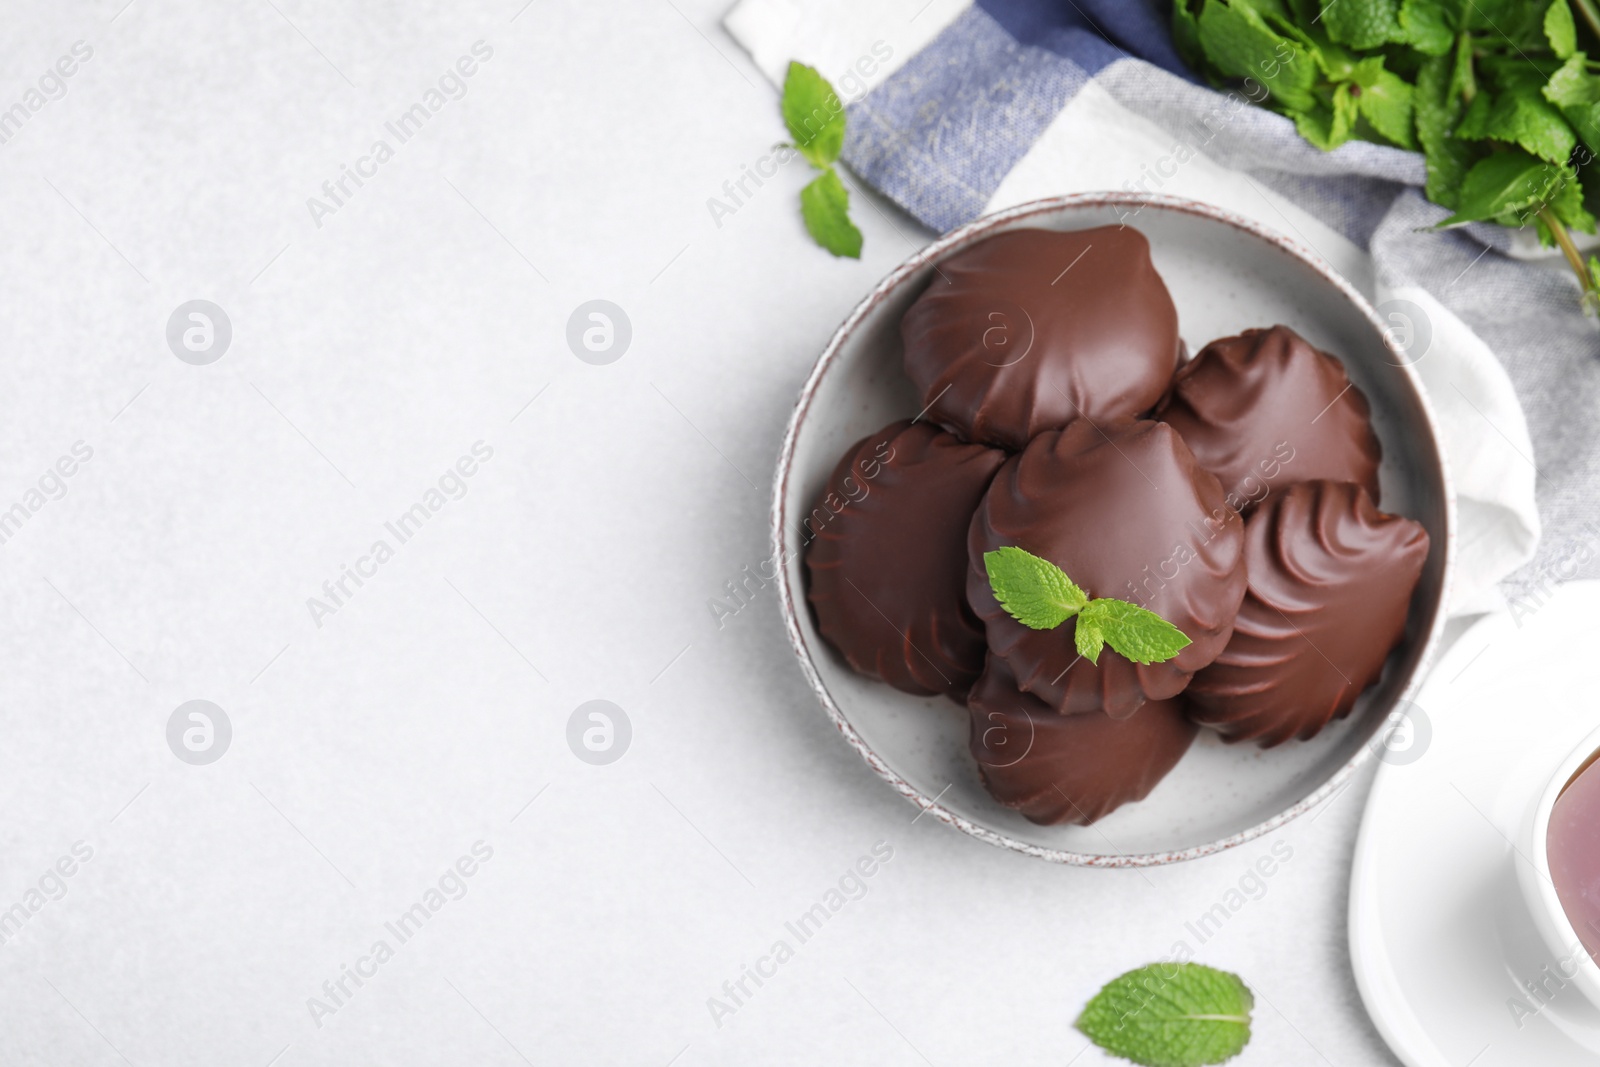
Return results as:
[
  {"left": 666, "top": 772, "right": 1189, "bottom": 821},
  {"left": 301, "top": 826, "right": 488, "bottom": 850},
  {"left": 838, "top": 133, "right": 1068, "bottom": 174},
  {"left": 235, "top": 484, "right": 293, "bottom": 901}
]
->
[{"left": 1174, "top": 0, "right": 1600, "bottom": 311}]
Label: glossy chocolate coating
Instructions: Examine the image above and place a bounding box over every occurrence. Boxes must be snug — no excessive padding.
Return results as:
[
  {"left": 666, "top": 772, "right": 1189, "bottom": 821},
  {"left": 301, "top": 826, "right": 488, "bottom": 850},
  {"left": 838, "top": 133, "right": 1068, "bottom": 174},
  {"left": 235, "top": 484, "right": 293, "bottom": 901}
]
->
[
  {"left": 806, "top": 420, "right": 1006, "bottom": 699},
  {"left": 1186, "top": 480, "right": 1430, "bottom": 747},
  {"left": 901, "top": 226, "right": 1181, "bottom": 450},
  {"left": 967, "top": 654, "right": 1197, "bottom": 825},
  {"left": 967, "top": 419, "right": 1247, "bottom": 718},
  {"left": 1157, "top": 325, "right": 1383, "bottom": 511}
]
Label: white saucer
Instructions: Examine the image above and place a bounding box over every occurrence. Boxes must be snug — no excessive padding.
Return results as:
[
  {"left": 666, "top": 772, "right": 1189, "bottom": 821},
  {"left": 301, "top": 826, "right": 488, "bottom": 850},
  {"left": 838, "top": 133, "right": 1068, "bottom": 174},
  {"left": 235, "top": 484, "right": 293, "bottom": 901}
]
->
[{"left": 1351, "top": 579, "right": 1600, "bottom": 1065}]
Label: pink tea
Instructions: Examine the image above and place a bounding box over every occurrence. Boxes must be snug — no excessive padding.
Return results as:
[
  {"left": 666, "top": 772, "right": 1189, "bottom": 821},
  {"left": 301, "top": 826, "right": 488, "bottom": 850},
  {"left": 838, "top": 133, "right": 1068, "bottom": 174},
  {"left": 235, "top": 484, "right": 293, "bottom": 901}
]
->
[{"left": 1549, "top": 752, "right": 1600, "bottom": 961}]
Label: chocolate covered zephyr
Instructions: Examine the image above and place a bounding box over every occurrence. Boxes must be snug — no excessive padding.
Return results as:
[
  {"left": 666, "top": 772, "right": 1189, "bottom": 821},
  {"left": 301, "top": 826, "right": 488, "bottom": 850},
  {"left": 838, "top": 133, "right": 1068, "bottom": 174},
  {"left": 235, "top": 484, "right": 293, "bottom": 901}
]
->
[
  {"left": 901, "top": 226, "right": 1181, "bottom": 450},
  {"left": 967, "top": 419, "right": 1247, "bottom": 718},
  {"left": 967, "top": 655, "right": 1197, "bottom": 825},
  {"left": 1186, "top": 480, "right": 1430, "bottom": 747},
  {"left": 1156, "top": 325, "right": 1383, "bottom": 511},
  {"left": 806, "top": 420, "right": 1006, "bottom": 700}
]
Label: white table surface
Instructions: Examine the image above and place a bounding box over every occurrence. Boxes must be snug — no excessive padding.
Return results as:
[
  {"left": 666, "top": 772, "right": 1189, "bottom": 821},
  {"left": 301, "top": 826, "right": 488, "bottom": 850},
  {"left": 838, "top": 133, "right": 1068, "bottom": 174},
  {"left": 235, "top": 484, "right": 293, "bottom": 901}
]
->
[{"left": 0, "top": 1, "right": 1406, "bottom": 1063}]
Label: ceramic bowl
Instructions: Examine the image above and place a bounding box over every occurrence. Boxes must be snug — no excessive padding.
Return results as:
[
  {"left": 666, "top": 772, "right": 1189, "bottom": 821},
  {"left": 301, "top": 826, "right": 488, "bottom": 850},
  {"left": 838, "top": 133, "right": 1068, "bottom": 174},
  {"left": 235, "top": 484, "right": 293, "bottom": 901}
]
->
[{"left": 771, "top": 193, "right": 1455, "bottom": 866}]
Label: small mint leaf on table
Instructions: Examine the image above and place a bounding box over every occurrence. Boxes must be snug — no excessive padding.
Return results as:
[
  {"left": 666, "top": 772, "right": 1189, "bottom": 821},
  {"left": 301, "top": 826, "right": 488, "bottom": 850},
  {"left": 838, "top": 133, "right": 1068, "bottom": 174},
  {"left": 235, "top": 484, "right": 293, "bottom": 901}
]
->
[
  {"left": 782, "top": 61, "right": 846, "bottom": 169},
  {"left": 799, "top": 170, "right": 862, "bottom": 258},
  {"left": 781, "top": 60, "right": 862, "bottom": 258},
  {"left": 1077, "top": 962, "right": 1254, "bottom": 1067},
  {"left": 983, "top": 547, "right": 1087, "bottom": 631}
]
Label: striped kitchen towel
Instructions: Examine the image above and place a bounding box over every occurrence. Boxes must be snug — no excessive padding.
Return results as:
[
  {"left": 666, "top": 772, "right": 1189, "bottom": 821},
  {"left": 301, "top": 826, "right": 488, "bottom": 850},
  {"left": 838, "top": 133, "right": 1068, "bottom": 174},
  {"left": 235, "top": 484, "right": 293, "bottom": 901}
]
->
[{"left": 724, "top": 0, "right": 1590, "bottom": 618}]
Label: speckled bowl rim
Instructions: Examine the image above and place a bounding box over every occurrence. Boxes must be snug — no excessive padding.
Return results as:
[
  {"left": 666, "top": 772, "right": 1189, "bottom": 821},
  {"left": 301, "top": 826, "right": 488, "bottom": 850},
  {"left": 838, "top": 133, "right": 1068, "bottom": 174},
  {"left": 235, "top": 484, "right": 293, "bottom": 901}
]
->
[{"left": 770, "top": 192, "right": 1457, "bottom": 867}]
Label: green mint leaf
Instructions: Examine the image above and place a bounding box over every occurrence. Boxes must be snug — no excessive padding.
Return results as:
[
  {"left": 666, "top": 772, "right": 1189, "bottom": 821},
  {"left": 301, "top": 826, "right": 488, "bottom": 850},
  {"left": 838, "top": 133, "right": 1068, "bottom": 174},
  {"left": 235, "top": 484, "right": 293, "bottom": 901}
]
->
[
  {"left": 1545, "top": 52, "right": 1600, "bottom": 110},
  {"left": 1589, "top": 253, "right": 1600, "bottom": 291},
  {"left": 1399, "top": 0, "right": 1458, "bottom": 56},
  {"left": 1229, "top": 0, "right": 1316, "bottom": 34},
  {"left": 799, "top": 169, "right": 862, "bottom": 258},
  {"left": 1415, "top": 55, "right": 1475, "bottom": 209},
  {"left": 1545, "top": 52, "right": 1600, "bottom": 156},
  {"left": 1544, "top": 164, "right": 1595, "bottom": 235},
  {"left": 1439, "top": 149, "right": 1563, "bottom": 226},
  {"left": 1220, "top": 0, "right": 1321, "bottom": 44},
  {"left": 1548, "top": 0, "right": 1578, "bottom": 59},
  {"left": 1322, "top": 0, "right": 1403, "bottom": 50},
  {"left": 1352, "top": 56, "right": 1417, "bottom": 148},
  {"left": 1074, "top": 614, "right": 1107, "bottom": 665},
  {"left": 782, "top": 61, "right": 846, "bottom": 168},
  {"left": 983, "top": 547, "right": 1088, "bottom": 631},
  {"left": 1077, "top": 963, "right": 1254, "bottom": 1067},
  {"left": 1195, "top": 1, "right": 1318, "bottom": 111},
  {"left": 1262, "top": 10, "right": 1359, "bottom": 80},
  {"left": 1080, "top": 599, "right": 1193, "bottom": 666},
  {"left": 1292, "top": 84, "right": 1358, "bottom": 150},
  {"left": 1454, "top": 85, "right": 1576, "bottom": 164},
  {"left": 1562, "top": 100, "right": 1600, "bottom": 162}
]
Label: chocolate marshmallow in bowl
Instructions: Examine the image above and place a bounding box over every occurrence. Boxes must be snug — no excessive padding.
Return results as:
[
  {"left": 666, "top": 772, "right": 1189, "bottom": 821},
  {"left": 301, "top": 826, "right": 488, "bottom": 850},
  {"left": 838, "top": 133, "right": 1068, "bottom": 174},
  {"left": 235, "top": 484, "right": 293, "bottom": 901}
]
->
[
  {"left": 966, "top": 418, "right": 1247, "bottom": 718},
  {"left": 967, "top": 654, "right": 1198, "bottom": 826},
  {"left": 1186, "top": 480, "right": 1430, "bottom": 746},
  {"left": 805, "top": 420, "right": 1006, "bottom": 701},
  {"left": 1157, "top": 324, "right": 1382, "bottom": 513},
  {"left": 901, "top": 226, "right": 1182, "bottom": 450}
]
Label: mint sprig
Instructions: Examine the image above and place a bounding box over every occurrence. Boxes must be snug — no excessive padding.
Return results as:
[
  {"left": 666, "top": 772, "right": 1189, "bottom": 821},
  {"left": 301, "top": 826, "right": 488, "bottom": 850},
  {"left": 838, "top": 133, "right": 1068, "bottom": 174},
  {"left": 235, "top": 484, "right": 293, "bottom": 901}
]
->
[
  {"left": 982, "top": 547, "right": 1192, "bottom": 666},
  {"left": 1077, "top": 962, "right": 1254, "bottom": 1067},
  {"left": 781, "top": 61, "right": 862, "bottom": 259}
]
